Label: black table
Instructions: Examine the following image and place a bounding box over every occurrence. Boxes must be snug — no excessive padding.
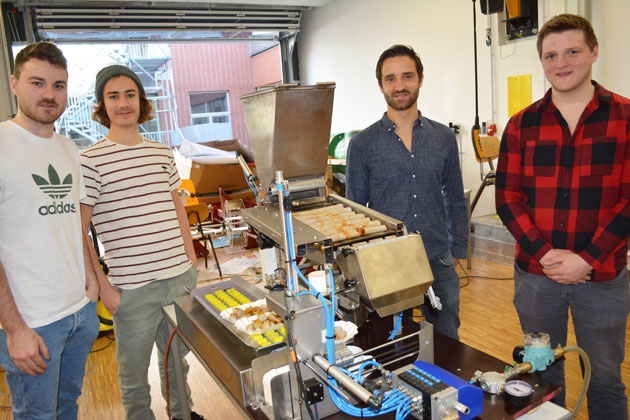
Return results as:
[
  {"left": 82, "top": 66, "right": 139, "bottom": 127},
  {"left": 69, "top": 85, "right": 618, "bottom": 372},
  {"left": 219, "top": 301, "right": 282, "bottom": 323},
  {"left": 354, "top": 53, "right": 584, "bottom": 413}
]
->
[{"left": 169, "top": 296, "right": 560, "bottom": 420}]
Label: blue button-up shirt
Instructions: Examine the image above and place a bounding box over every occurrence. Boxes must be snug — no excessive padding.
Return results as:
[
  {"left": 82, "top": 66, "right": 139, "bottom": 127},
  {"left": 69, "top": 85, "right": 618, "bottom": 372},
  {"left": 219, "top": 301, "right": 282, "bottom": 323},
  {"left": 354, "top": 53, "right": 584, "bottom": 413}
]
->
[{"left": 346, "top": 112, "right": 468, "bottom": 261}]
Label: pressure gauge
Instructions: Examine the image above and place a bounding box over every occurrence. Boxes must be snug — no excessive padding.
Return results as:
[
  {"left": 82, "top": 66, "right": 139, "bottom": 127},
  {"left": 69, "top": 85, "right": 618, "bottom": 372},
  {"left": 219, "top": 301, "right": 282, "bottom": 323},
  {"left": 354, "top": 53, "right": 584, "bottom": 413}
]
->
[{"left": 504, "top": 380, "right": 534, "bottom": 407}]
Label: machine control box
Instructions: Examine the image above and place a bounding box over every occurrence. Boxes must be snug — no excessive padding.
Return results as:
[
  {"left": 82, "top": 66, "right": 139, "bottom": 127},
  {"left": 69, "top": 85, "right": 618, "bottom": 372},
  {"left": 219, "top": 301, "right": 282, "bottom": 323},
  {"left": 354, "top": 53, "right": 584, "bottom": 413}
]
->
[{"left": 393, "top": 360, "right": 483, "bottom": 420}]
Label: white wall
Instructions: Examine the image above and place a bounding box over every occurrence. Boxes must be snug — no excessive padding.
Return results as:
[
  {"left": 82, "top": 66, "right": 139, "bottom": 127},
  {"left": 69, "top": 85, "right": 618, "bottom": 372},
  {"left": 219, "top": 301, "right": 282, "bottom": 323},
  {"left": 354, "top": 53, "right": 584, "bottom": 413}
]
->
[
  {"left": 298, "top": 0, "right": 629, "bottom": 218},
  {"left": 599, "top": 0, "right": 630, "bottom": 99}
]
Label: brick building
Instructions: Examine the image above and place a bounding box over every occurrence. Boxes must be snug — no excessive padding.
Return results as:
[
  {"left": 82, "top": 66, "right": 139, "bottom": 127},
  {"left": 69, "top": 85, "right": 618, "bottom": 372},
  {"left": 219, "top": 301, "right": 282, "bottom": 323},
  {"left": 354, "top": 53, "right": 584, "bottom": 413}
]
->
[{"left": 170, "top": 42, "right": 282, "bottom": 147}]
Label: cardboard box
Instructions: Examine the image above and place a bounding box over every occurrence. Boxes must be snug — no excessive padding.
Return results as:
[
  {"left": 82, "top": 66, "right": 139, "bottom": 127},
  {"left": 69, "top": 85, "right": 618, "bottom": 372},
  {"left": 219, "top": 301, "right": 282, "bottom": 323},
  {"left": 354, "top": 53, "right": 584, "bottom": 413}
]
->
[
  {"left": 198, "top": 189, "right": 255, "bottom": 206},
  {"left": 174, "top": 149, "right": 255, "bottom": 195},
  {"left": 174, "top": 136, "right": 258, "bottom": 198},
  {"left": 189, "top": 162, "right": 250, "bottom": 193}
]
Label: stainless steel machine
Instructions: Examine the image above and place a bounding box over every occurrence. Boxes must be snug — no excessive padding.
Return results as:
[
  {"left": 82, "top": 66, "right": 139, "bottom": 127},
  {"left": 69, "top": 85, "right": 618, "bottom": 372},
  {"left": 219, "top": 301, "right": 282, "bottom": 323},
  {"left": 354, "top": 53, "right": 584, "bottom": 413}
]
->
[
  {"left": 238, "top": 83, "right": 435, "bottom": 320},
  {"left": 175, "top": 83, "right": 482, "bottom": 420}
]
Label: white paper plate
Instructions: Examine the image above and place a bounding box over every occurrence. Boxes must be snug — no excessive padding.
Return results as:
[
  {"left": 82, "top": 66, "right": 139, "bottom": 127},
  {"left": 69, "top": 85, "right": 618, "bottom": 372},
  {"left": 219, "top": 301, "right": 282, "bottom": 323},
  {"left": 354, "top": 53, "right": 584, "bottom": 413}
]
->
[{"left": 333, "top": 320, "right": 358, "bottom": 344}]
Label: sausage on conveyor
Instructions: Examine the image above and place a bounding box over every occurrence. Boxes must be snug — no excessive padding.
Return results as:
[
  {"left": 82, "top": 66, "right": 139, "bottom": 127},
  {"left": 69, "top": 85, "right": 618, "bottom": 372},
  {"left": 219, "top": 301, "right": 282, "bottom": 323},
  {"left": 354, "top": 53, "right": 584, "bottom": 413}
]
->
[
  {"left": 293, "top": 204, "right": 350, "bottom": 218},
  {"left": 326, "top": 224, "right": 388, "bottom": 241},
  {"left": 304, "top": 214, "right": 369, "bottom": 228},
  {"left": 295, "top": 204, "right": 388, "bottom": 241}
]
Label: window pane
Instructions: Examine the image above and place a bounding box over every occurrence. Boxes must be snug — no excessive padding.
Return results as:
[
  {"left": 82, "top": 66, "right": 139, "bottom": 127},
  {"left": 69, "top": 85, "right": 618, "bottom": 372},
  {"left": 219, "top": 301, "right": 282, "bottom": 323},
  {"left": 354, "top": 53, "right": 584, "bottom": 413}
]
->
[
  {"left": 210, "top": 97, "right": 226, "bottom": 112},
  {"left": 212, "top": 115, "right": 229, "bottom": 123},
  {"left": 192, "top": 117, "right": 210, "bottom": 125},
  {"left": 190, "top": 92, "right": 228, "bottom": 114},
  {"left": 191, "top": 103, "right": 205, "bottom": 114}
]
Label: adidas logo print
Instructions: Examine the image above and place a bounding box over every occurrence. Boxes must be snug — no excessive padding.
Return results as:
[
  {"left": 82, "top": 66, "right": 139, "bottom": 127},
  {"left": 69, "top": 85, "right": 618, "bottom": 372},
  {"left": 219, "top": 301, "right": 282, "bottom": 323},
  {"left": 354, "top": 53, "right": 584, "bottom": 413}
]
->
[
  {"left": 33, "top": 164, "right": 76, "bottom": 216},
  {"left": 32, "top": 164, "right": 72, "bottom": 199}
]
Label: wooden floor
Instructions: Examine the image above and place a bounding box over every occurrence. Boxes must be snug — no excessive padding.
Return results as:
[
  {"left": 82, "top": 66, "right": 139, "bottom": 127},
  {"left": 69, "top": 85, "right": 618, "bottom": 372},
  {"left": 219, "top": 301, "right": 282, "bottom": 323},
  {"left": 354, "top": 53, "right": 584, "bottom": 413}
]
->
[{"left": 1, "top": 254, "right": 628, "bottom": 419}]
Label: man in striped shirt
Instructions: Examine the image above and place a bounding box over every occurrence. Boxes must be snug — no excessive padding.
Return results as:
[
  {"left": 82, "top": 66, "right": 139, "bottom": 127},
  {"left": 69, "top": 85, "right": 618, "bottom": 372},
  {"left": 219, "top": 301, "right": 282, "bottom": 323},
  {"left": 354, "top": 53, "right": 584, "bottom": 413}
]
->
[
  {"left": 495, "top": 15, "right": 629, "bottom": 419},
  {"left": 80, "top": 65, "right": 204, "bottom": 420}
]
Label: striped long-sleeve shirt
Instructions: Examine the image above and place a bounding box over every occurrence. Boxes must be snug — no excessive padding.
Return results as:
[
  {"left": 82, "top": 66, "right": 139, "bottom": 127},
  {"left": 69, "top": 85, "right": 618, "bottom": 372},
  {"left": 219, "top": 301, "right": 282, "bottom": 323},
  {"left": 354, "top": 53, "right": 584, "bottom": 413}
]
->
[
  {"left": 80, "top": 137, "right": 191, "bottom": 289},
  {"left": 495, "top": 82, "right": 630, "bottom": 282}
]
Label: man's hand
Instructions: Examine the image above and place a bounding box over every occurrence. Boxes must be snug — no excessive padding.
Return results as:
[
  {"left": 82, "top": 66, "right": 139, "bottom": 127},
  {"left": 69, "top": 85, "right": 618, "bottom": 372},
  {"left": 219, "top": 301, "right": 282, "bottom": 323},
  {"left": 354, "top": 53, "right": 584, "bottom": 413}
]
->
[
  {"left": 7, "top": 326, "right": 49, "bottom": 376},
  {"left": 453, "top": 258, "right": 460, "bottom": 268},
  {"left": 86, "top": 279, "right": 99, "bottom": 302},
  {"left": 540, "top": 249, "right": 573, "bottom": 267},
  {"left": 100, "top": 286, "right": 122, "bottom": 315},
  {"left": 541, "top": 250, "right": 592, "bottom": 284}
]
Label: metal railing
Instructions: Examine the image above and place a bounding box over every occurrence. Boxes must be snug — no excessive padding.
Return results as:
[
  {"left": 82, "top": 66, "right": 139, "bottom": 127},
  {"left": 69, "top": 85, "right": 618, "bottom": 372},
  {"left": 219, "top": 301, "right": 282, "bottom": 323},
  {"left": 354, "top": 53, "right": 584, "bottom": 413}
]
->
[
  {"left": 142, "top": 130, "right": 182, "bottom": 145},
  {"left": 57, "top": 94, "right": 108, "bottom": 145},
  {"left": 56, "top": 44, "right": 180, "bottom": 148}
]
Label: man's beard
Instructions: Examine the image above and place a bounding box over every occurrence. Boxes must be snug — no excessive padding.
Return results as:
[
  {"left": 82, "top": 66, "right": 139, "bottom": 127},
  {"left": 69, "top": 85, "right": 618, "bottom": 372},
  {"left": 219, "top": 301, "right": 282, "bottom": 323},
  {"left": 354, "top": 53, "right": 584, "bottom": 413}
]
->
[
  {"left": 384, "top": 89, "right": 419, "bottom": 111},
  {"left": 19, "top": 99, "right": 64, "bottom": 125}
]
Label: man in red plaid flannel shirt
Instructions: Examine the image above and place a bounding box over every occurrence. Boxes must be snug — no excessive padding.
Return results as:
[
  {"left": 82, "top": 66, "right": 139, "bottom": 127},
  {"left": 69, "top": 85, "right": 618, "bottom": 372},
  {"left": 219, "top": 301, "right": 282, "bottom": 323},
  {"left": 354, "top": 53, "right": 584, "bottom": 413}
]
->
[{"left": 495, "top": 14, "right": 629, "bottom": 420}]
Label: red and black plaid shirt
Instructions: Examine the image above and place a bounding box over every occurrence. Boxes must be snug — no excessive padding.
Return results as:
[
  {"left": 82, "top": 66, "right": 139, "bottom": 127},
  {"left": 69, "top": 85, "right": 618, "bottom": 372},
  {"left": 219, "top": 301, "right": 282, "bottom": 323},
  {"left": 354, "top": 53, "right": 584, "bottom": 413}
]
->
[{"left": 495, "top": 82, "right": 630, "bottom": 282}]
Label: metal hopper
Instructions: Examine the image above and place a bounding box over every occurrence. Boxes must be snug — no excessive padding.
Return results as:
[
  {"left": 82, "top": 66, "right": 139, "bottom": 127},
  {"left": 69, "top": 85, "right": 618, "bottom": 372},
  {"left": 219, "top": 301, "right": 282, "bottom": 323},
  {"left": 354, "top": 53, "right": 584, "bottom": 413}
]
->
[{"left": 240, "top": 83, "right": 335, "bottom": 194}]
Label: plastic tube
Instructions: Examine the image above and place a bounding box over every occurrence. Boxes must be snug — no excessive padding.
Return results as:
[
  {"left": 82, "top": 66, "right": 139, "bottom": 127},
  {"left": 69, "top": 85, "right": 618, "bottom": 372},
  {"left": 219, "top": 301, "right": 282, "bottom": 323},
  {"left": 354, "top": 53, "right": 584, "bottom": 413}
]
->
[
  {"left": 283, "top": 209, "right": 413, "bottom": 417},
  {"left": 563, "top": 346, "right": 591, "bottom": 418},
  {"left": 389, "top": 311, "right": 403, "bottom": 340},
  {"left": 338, "top": 367, "right": 362, "bottom": 382},
  {"left": 278, "top": 183, "right": 294, "bottom": 292},
  {"left": 357, "top": 360, "right": 382, "bottom": 384},
  {"left": 239, "top": 164, "right": 258, "bottom": 203}
]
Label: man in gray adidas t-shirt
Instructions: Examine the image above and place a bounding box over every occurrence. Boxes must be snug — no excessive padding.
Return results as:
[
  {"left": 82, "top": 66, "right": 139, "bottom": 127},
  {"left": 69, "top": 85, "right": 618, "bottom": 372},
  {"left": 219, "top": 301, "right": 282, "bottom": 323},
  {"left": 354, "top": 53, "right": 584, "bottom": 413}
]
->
[{"left": 0, "top": 42, "right": 99, "bottom": 420}]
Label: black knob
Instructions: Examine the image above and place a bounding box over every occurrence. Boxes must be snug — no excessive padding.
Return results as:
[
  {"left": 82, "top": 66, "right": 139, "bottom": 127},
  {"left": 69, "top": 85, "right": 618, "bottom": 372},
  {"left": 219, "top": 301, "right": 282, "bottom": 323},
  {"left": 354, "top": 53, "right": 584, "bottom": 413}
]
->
[{"left": 512, "top": 346, "right": 525, "bottom": 363}]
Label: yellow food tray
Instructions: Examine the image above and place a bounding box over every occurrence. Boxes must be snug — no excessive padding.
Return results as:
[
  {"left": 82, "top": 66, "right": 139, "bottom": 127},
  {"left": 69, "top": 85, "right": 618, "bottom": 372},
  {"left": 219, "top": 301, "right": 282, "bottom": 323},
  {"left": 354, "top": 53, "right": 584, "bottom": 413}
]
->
[{"left": 204, "top": 287, "right": 253, "bottom": 312}]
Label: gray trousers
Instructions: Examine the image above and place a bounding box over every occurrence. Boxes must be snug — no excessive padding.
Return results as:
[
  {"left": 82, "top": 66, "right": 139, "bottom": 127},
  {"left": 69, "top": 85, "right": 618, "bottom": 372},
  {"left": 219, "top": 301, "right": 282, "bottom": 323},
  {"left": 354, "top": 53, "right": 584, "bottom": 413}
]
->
[
  {"left": 113, "top": 265, "right": 198, "bottom": 420},
  {"left": 513, "top": 263, "right": 629, "bottom": 420},
  {"left": 420, "top": 249, "right": 461, "bottom": 340}
]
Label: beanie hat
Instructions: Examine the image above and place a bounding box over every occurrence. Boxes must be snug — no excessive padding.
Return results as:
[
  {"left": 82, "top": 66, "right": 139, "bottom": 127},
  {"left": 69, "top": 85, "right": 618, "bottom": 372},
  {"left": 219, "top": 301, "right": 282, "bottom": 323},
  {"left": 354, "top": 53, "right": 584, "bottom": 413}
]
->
[{"left": 94, "top": 65, "right": 145, "bottom": 103}]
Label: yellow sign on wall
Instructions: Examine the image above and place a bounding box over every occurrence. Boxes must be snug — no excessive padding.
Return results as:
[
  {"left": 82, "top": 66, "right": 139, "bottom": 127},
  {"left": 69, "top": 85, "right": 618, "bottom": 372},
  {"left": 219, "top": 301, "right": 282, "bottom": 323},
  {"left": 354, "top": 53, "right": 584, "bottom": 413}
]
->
[{"left": 507, "top": 74, "right": 532, "bottom": 117}]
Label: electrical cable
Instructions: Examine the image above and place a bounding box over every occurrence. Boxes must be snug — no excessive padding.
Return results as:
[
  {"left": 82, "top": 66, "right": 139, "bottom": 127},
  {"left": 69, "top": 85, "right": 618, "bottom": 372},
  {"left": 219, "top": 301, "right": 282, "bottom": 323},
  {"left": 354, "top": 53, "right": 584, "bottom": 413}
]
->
[
  {"left": 282, "top": 287, "right": 315, "bottom": 420},
  {"left": 462, "top": 275, "right": 513, "bottom": 280},
  {"left": 90, "top": 333, "right": 115, "bottom": 353},
  {"left": 164, "top": 325, "right": 178, "bottom": 420},
  {"left": 457, "top": 261, "right": 513, "bottom": 287},
  {"left": 471, "top": 0, "right": 482, "bottom": 163},
  {"left": 457, "top": 260, "right": 471, "bottom": 288}
]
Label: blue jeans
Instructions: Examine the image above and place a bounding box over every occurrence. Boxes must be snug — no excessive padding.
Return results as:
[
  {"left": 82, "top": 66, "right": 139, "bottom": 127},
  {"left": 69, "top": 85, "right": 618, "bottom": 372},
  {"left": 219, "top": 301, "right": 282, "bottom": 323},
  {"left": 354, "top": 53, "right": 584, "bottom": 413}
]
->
[
  {"left": 113, "top": 265, "right": 198, "bottom": 420},
  {"left": 514, "top": 264, "right": 629, "bottom": 420},
  {"left": 0, "top": 301, "right": 99, "bottom": 420},
  {"left": 420, "top": 249, "right": 461, "bottom": 340}
]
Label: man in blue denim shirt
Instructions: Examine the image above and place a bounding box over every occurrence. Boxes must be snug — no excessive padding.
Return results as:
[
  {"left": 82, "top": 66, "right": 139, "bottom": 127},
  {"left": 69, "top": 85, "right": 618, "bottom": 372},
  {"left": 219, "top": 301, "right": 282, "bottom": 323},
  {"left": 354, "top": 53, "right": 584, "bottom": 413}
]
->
[{"left": 346, "top": 45, "right": 468, "bottom": 340}]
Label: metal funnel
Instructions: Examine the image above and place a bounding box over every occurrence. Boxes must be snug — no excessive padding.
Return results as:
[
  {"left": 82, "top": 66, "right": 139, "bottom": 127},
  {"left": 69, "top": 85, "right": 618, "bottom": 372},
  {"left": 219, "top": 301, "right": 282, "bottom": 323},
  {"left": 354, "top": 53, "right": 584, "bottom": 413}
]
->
[{"left": 240, "top": 83, "right": 335, "bottom": 193}]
